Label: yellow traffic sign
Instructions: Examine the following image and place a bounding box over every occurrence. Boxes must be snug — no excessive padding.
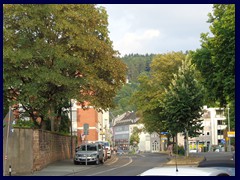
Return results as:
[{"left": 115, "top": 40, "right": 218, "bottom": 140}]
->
[{"left": 227, "top": 131, "right": 235, "bottom": 137}]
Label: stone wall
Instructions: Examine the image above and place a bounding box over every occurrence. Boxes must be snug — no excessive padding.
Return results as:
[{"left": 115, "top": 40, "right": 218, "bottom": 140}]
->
[{"left": 3, "top": 128, "right": 76, "bottom": 175}]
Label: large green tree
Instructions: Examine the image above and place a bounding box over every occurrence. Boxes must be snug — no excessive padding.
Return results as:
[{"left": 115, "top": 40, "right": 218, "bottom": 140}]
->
[
  {"left": 163, "top": 57, "right": 204, "bottom": 156},
  {"left": 132, "top": 52, "right": 185, "bottom": 134},
  {"left": 3, "top": 4, "right": 127, "bottom": 131},
  {"left": 190, "top": 4, "right": 235, "bottom": 130},
  {"left": 191, "top": 4, "right": 235, "bottom": 108}
]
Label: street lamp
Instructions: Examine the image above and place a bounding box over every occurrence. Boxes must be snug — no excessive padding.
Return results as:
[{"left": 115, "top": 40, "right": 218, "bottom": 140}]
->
[
  {"left": 227, "top": 106, "right": 231, "bottom": 152},
  {"left": 70, "top": 100, "right": 73, "bottom": 159}
]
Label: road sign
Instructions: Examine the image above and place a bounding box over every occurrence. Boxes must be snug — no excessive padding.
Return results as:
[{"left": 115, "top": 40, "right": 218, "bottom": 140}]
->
[
  {"left": 81, "top": 133, "right": 85, "bottom": 140},
  {"left": 83, "top": 123, "right": 89, "bottom": 135},
  {"left": 227, "top": 131, "right": 235, "bottom": 137},
  {"left": 160, "top": 132, "right": 168, "bottom": 135},
  {"left": 221, "top": 139, "right": 226, "bottom": 144}
]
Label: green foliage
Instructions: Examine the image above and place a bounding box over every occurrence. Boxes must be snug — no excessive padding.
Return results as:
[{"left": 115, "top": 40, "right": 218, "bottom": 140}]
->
[
  {"left": 173, "top": 145, "right": 185, "bottom": 156},
  {"left": 191, "top": 4, "right": 235, "bottom": 107},
  {"left": 191, "top": 4, "right": 235, "bottom": 130},
  {"left": 110, "top": 54, "right": 155, "bottom": 118},
  {"left": 130, "top": 127, "right": 140, "bottom": 146},
  {"left": 4, "top": 5, "right": 127, "bottom": 131},
  {"left": 163, "top": 57, "right": 204, "bottom": 137},
  {"left": 111, "top": 82, "right": 138, "bottom": 118},
  {"left": 122, "top": 54, "right": 155, "bottom": 83},
  {"left": 132, "top": 52, "right": 185, "bottom": 134},
  {"left": 58, "top": 112, "right": 70, "bottom": 134},
  {"left": 14, "top": 119, "right": 35, "bottom": 128}
]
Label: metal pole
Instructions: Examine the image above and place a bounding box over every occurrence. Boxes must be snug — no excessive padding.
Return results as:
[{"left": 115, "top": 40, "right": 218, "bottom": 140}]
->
[
  {"left": 85, "top": 138, "right": 87, "bottom": 165},
  {"left": 70, "top": 100, "right": 73, "bottom": 159},
  {"left": 9, "top": 165, "right": 11, "bottom": 176},
  {"left": 228, "top": 107, "right": 231, "bottom": 152},
  {"left": 4, "top": 107, "right": 11, "bottom": 176}
]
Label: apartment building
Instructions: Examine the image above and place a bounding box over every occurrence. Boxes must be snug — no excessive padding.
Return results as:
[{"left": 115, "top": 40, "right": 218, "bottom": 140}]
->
[
  {"left": 178, "top": 106, "right": 227, "bottom": 152},
  {"left": 69, "top": 100, "right": 110, "bottom": 146}
]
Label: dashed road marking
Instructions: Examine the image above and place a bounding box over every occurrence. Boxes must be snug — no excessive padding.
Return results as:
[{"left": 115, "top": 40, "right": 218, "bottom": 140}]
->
[{"left": 87, "top": 157, "right": 133, "bottom": 176}]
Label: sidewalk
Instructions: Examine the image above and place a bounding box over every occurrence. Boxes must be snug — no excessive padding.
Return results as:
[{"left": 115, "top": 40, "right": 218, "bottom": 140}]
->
[{"left": 18, "top": 155, "right": 118, "bottom": 176}]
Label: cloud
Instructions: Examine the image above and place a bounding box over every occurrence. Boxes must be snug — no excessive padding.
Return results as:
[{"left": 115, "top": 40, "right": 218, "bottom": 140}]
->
[
  {"left": 102, "top": 4, "right": 213, "bottom": 56},
  {"left": 114, "top": 29, "right": 162, "bottom": 55}
]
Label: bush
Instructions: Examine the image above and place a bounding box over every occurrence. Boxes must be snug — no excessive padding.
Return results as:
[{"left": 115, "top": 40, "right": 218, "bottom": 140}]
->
[
  {"left": 173, "top": 145, "right": 185, "bottom": 156},
  {"left": 13, "top": 119, "right": 35, "bottom": 128}
]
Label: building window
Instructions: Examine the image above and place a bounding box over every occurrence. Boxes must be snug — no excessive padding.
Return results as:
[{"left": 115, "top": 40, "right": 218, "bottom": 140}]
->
[
  {"left": 217, "top": 130, "right": 223, "bottom": 135},
  {"left": 218, "top": 120, "right": 225, "bottom": 125},
  {"left": 216, "top": 110, "right": 224, "bottom": 117}
]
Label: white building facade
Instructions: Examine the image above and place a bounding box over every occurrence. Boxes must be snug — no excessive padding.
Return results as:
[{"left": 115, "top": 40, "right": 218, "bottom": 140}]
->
[{"left": 177, "top": 106, "right": 227, "bottom": 152}]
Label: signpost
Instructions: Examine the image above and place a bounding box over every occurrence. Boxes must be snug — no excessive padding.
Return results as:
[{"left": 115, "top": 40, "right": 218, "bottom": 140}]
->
[
  {"left": 83, "top": 124, "right": 89, "bottom": 165},
  {"left": 227, "top": 131, "right": 235, "bottom": 137}
]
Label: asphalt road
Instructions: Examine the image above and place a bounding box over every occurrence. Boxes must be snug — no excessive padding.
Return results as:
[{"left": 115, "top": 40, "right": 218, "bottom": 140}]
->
[
  {"left": 19, "top": 151, "right": 234, "bottom": 176},
  {"left": 21, "top": 153, "right": 168, "bottom": 176}
]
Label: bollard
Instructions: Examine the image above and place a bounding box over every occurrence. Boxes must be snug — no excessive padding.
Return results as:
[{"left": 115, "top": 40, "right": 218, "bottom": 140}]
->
[{"left": 9, "top": 165, "right": 11, "bottom": 176}]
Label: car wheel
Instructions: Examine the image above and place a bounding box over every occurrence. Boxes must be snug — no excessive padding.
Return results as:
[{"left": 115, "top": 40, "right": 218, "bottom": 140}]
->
[
  {"left": 101, "top": 157, "right": 105, "bottom": 164},
  {"left": 95, "top": 158, "right": 100, "bottom": 165},
  {"left": 74, "top": 160, "right": 79, "bottom": 165}
]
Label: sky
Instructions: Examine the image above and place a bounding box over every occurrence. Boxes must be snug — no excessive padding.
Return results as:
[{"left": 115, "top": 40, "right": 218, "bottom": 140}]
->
[{"left": 101, "top": 4, "right": 213, "bottom": 56}]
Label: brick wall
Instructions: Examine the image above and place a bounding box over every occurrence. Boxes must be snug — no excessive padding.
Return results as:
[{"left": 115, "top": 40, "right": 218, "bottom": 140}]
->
[
  {"left": 77, "top": 108, "right": 99, "bottom": 143},
  {"left": 3, "top": 128, "right": 76, "bottom": 175}
]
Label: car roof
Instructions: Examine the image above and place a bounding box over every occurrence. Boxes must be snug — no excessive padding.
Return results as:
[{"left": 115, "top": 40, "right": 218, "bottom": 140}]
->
[
  {"left": 81, "top": 143, "right": 99, "bottom": 146},
  {"left": 139, "top": 166, "right": 230, "bottom": 176}
]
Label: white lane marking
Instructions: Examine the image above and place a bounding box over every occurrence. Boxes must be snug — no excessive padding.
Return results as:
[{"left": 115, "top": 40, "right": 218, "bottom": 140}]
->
[
  {"left": 88, "top": 157, "right": 133, "bottom": 176},
  {"left": 106, "top": 157, "right": 119, "bottom": 165}
]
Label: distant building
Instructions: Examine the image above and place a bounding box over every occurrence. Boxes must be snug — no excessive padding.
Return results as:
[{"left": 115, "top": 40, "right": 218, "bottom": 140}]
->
[
  {"left": 177, "top": 105, "right": 228, "bottom": 152},
  {"left": 69, "top": 100, "right": 110, "bottom": 146},
  {"left": 112, "top": 111, "right": 165, "bottom": 152},
  {"left": 112, "top": 111, "right": 138, "bottom": 150}
]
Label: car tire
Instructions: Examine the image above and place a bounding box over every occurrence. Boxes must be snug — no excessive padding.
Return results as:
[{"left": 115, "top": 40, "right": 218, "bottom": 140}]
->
[
  {"left": 95, "top": 158, "right": 100, "bottom": 165},
  {"left": 101, "top": 157, "right": 105, "bottom": 164},
  {"left": 74, "top": 160, "right": 79, "bottom": 165}
]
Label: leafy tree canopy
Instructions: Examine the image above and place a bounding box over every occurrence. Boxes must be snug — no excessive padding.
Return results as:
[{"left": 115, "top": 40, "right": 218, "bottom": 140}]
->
[
  {"left": 191, "top": 4, "right": 235, "bottom": 108},
  {"left": 132, "top": 52, "right": 185, "bottom": 133},
  {"left": 163, "top": 57, "right": 204, "bottom": 137},
  {"left": 4, "top": 4, "right": 127, "bottom": 131}
]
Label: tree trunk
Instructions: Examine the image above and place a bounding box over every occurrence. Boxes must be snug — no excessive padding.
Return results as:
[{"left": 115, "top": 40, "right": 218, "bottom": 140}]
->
[
  {"left": 48, "top": 105, "right": 55, "bottom": 132},
  {"left": 159, "top": 133, "right": 162, "bottom": 151}
]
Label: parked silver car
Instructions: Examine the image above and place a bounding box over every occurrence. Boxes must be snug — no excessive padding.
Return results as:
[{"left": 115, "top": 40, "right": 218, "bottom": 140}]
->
[
  {"left": 74, "top": 143, "right": 105, "bottom": 165},
  {"left": 96, "top": 141, "right": 112, "bottom": 159}
]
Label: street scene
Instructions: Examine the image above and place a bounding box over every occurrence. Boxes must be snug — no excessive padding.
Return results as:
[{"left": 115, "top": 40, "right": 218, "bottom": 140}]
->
[
  {"left": 24, "top": 151, "right": 234, "bottom": 176},
  {"left": 3, "top": 4, "right": 235, "bottom": 176}
]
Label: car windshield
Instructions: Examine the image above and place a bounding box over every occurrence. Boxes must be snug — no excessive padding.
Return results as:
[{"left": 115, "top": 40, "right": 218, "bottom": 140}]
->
[
  {"left": 80, "top": 145, "right": 97, "bottom": 151},
  {"left": 96, "top": 141, "right": 110, "bottom": 147},
  {"left": 104, "top": 142, "right": 110, "bottom": 147}
]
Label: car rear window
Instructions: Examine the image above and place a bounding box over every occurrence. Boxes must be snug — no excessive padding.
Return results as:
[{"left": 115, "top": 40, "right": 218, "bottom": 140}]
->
[{"left": 80, "top": 145, "right": 97, "bottom": 151}]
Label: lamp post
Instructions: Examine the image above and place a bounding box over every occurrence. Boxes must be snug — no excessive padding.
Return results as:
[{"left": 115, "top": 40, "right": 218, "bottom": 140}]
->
[
  {"left": 70, "top": 100, "right": 73, "bottom": 159},
  {"left": 227, "top": 106, "right": 231, "bottom": 152}
]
